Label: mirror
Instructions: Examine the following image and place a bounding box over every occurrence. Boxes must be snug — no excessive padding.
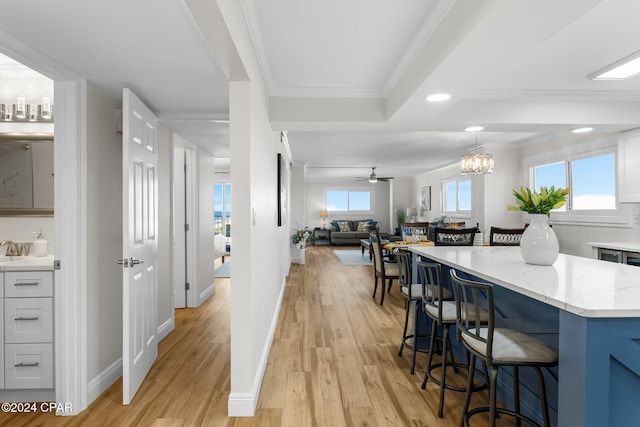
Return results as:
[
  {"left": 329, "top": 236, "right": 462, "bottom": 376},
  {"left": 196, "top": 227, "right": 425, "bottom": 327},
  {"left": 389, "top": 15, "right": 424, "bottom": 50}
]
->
[{"left": 0, "top": 133, "right": 53, "bottom": 216}]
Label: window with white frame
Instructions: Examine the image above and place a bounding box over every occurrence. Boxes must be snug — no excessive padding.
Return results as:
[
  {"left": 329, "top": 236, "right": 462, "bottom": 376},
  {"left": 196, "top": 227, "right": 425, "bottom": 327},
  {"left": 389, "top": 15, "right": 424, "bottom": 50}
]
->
[
  {"left": 326, "top": 189, "right": 372, "bottom": 212},
  {"left": 442, "top": 178, "right": 471, "bottom": 214},
  {"left": 530, "top": 150, "right": 624, "bottom": 223}
]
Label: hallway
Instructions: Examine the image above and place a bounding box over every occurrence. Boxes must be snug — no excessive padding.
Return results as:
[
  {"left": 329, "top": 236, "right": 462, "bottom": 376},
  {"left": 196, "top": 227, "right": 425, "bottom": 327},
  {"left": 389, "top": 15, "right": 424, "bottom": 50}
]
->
[{"left": 0, "top": 247, "right": 496, "bottom": 426}]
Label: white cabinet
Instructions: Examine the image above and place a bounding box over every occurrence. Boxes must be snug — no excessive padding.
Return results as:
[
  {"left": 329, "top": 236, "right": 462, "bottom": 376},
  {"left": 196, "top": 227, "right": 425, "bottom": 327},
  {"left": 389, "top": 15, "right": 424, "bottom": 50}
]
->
[
  {"left": 618, "top": 129, "right": 640, "bottom": 203},
  {"left": 1, "top": 271, "right": 54, "bottom": 390}
]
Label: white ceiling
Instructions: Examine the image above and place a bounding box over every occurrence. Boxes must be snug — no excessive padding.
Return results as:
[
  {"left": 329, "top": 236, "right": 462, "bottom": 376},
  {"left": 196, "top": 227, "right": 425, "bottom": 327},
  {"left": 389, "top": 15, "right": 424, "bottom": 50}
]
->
[{"left": 2, "top": 0, "right": 640, "bottom": 180}]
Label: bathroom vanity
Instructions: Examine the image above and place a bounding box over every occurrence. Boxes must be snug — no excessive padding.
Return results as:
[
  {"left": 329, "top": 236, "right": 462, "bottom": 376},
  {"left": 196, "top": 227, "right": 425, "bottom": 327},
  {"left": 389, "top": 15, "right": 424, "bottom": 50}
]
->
[{"left": 0, "top": 255, "right": 54, "bottom": 401}]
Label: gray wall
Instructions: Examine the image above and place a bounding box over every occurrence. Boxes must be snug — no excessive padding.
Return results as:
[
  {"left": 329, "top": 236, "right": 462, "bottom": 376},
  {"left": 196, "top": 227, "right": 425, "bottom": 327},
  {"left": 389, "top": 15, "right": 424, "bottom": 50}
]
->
[{"left": 86, "top": 84, "right": 123, "bottom": 383}]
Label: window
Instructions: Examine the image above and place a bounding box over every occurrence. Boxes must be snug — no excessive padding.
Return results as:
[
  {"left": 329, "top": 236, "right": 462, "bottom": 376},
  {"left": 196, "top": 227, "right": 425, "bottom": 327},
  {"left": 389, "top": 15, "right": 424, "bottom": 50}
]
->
[
  {"left": 530, "top": 150, "right": 624, "bottom": 224},
  {"left": 442, "top": 178, "right": 471, "bottom": 214},
  {"left": 532, "top": 152, "right": 616, "bottom": 212},
  {"left": 326, "top": 190, "right": 371, "bottom": 212},
  {"left": 214, "top": 182, "right": 231, "bottom": 236}
]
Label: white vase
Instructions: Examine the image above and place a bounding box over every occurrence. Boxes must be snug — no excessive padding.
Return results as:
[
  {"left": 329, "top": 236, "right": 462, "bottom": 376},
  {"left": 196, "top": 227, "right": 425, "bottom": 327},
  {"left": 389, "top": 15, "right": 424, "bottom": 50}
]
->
[
  {"left": 520, "top": 214, "right": 559, "bottom": 266},
  {"left": 292, "top": 245, "right": 306, "bottom": 265}
]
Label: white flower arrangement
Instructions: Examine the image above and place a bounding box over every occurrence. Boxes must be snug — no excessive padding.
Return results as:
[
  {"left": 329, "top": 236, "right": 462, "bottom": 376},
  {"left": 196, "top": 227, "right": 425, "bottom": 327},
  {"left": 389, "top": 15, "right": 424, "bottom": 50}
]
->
[{"left": 291, "top": 226, "right": 311, "bottom": 249}]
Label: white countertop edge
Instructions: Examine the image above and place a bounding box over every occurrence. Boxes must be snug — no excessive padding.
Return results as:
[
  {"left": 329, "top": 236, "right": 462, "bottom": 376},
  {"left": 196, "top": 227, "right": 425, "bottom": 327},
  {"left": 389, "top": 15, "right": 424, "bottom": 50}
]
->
[
  {"left": 410, "top": 246, "right": 640, "bottom": 319},
  {"left": 588, "top": 242, "right": 640, "bottom": 253},
  {"left": 0, "top": 255, "right": 55, "bottom": 271}
]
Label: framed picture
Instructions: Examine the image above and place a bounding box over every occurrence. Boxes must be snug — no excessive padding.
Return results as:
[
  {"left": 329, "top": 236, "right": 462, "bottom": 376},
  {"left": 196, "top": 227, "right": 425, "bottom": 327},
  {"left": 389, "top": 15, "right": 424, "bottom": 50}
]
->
[
  {"left": 421, "top": 186, "right": 431, "bottom": 212},
  {"left": 277, "top": 153, "right": 287, "bottom": 226}
]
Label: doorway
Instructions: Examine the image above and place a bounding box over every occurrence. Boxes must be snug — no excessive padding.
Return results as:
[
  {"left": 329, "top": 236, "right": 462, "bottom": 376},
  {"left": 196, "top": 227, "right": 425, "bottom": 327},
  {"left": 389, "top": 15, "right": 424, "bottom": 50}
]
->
[{"left": 172, "top": 136, "right": 198, "bottom": 308}]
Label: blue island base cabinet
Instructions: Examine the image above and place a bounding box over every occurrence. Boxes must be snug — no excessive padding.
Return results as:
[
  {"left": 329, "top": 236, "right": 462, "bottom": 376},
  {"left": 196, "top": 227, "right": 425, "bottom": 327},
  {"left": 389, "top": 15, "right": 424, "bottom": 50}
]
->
[{"left": 559, "top": 313, "right": 640, "bottom": 427}]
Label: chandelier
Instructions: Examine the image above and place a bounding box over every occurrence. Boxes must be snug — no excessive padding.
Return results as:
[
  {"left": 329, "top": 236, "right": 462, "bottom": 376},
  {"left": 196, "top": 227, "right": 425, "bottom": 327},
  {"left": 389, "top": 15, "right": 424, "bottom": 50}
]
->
[{"left": 460, "top": 131, "right": 494, "bottom": 175}]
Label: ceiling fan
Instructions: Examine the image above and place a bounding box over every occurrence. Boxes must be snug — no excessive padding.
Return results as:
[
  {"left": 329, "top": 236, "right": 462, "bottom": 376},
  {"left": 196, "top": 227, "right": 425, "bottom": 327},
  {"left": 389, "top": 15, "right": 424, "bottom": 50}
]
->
[{"left": 356, "top": 167, "right": 394, "bottom": 183}]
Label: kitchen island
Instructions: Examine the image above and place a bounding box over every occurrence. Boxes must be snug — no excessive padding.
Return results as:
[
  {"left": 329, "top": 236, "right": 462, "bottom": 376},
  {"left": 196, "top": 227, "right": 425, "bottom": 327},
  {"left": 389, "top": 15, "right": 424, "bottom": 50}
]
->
[{"left": 410, "top": 245, "right": 640, "bottom": 427}]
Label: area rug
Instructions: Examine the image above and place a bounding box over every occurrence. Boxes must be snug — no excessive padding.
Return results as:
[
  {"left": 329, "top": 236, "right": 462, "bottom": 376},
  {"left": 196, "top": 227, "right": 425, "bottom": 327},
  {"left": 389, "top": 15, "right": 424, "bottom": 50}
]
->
[
  {"left": 214, "top": 261, "right": 231, "bottom": 278},
  {"left": 333, "top": 249, "right": 372, "bottom": 266}
]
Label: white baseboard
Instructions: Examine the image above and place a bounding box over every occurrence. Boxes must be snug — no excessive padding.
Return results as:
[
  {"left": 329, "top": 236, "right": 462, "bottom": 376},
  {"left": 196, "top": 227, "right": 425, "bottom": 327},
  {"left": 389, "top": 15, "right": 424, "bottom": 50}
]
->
[
  {"left": 199, "top": 282, "right": 215, "bottom": 306},
  {"left": 228, "top": 276, "right": 287, "bottom": 416},
  {"left": 87, "top": 358, "right": 122, "bottom": 405},
  {"left": 157, "top": 316, "right": 175, "bottom": 342}
]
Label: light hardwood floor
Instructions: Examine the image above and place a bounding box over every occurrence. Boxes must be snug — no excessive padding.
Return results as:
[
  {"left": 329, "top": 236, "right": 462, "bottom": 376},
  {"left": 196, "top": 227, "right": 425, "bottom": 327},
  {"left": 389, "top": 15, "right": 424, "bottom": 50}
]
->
[{"left": 0, "top": 247, "right": 498, "bottom": 426}]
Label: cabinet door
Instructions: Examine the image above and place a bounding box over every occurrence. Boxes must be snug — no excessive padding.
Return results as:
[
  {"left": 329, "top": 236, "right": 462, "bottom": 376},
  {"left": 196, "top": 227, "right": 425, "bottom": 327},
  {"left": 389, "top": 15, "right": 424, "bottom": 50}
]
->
[
  {"left": 4, "top": 298, "right": 53, "bottom": 343},
  {"left": 4, "top": 271, "right": 53, "bottom": 298},
  {"left": 5, "top": 343, "right": 53, "bottom": 389},
  {"left": 618, "top": 130, "right": 640, "bottom": 203}
]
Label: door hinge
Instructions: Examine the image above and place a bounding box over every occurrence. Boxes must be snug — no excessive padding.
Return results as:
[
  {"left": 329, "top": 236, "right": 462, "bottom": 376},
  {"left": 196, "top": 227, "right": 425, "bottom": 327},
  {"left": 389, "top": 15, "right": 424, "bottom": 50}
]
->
[
  {"left": 185, "top": 282, "right": 190, "bottom": 290},
  {"left": 185, "top": 223, "right": 190, "bottom": 232},
  {"left": 54, "top": 260, "right": 61, "bottom": 270}
]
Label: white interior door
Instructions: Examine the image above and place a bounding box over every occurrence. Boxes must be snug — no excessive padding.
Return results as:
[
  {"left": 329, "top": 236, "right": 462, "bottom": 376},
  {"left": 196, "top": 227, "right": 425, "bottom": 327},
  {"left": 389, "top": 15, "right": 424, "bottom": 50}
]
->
[{"left": 122, "top": 88, "right": 159, "bottom": 404}]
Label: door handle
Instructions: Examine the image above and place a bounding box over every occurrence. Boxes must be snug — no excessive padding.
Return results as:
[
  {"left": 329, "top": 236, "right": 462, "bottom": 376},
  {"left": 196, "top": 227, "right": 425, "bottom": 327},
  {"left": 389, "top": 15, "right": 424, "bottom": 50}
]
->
[{"left": 117, "top": 257, "right": 144, "bottom": 268}]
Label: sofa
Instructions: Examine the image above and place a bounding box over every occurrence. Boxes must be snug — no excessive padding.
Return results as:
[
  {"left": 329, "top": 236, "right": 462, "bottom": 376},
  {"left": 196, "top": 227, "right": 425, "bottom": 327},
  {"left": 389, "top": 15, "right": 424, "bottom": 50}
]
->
[{"left": 330, "top": 219, "right": 378, "bottom": 245}]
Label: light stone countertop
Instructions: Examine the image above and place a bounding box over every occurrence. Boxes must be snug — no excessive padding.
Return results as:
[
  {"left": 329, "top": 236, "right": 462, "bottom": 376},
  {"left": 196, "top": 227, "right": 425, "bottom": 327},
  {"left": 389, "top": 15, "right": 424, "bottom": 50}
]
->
[
  {"left": 587, "top": 241, "right": 640, "bottom": 253},
  {"left": 410, "top": 245, "right": 640, "bottom": 318},
  {"left": 0, "top": 254, "right": 55, "bottom": 271}
]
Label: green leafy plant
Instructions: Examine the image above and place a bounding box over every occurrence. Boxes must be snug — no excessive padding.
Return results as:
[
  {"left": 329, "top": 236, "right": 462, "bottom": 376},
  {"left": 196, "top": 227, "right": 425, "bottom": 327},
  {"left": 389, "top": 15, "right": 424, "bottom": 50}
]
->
[
  {"left": 508, "top": 186, "right": 570, "bottom": 217},
  {"left": 395, "top": 204, "right": 406, "bottom": 226}
]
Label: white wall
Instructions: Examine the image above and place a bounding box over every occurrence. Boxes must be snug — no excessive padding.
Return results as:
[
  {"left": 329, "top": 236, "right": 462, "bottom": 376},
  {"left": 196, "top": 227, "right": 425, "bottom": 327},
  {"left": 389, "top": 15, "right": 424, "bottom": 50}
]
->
[
  {"left": 304, "top": 181, "right": 391, "bottom": 233},
  {"left": 290, "top": 163, "right": 305, "bottom": 233},
  {"left": 157, "top": 127, "right": 173, "bottom": 331},
  {"left": 391, "top": 179, "right": 412, "bottom": 230},
  {"left": 0, "top": 218, "right": 54, "bottom": 252},
  {"left": 85, "top": 83, "right": 122, "bottom": 388},
  {"left": 228, "top": 78, "right": 290, "bottom": 415}
]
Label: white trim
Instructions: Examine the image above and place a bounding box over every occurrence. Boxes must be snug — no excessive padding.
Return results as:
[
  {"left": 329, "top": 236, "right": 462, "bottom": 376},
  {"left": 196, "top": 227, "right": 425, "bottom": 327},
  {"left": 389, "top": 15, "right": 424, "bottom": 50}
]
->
[
  {"left": 54, "top": 78, "right": 88, "bottom": 415},
  {"left": 87, "top": 358, "right": 122, "bottom": 405},
  {"left": 228, "top": 276, "right": 286, "bottom": 416},
  {"left": 157, "top": 317, "right": 175, "bottom": 343},
  {"left": 199, "top": 283, "right": 216, "bottom": 305}
]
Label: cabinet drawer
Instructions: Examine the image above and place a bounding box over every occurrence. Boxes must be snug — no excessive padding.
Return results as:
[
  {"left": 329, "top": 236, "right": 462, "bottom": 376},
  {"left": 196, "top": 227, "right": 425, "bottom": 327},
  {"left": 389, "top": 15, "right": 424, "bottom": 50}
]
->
[
  {"left": 5, "top": 343, "right": 53, "bottom": 389},
  {"left": 4, "top": 298, "right": 53, "bottom": 343},
  {"left": 4, "top": 272, "right": 53, "bottom": 298}
]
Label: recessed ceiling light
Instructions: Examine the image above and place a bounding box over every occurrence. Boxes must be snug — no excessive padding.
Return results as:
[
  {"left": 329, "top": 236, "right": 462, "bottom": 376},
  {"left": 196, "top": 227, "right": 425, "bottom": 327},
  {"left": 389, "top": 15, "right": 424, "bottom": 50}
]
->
[
  {"left": 464, "top": 126, "right": 484, "bottom": 132},
  {"left": 572, "top": 127, "right": 593, "bottom": 133},
  {"left": 425, "top": 93, "right": 450, "bottom": 102},
  {"left": 588, "top": 51, "right": 640, "bottom": 80}
]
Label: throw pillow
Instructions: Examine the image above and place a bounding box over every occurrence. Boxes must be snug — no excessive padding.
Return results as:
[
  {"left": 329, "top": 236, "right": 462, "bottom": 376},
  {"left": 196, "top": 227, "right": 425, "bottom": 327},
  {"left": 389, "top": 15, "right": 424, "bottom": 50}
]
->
[
  {"left": 330, "top": 220, "right": 339, "bottom": 231},
  {"left": 356, "top": 221, "right": 371, "bottom": 232},
  {"left": 337, "top": 221, "right": 351, "bottom": 232}
]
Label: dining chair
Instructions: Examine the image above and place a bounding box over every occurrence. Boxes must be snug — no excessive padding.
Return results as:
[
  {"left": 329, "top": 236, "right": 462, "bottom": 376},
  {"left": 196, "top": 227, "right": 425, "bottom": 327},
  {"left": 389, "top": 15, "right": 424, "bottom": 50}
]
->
[
  {"left": 489, "top": 226, "right": 526, "bottom": 246},
  {"left": 434, "top": 227, "right": 478, "bottom": 246},
  {"left": 400, "top": 222, "right": 429, "bottom": 242},
  {"left": 451, "top": 270, "right": 558, "bottom": 427},
  {"left": 369, "top": 227, "right": 398, "bottom": 305}
]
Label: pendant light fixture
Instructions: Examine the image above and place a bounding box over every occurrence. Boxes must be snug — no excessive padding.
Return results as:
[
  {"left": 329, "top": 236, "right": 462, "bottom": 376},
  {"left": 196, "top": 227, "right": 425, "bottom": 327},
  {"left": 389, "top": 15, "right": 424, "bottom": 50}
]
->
[{"left": 460, "top": 128, "right": 494, "bottom": 175}]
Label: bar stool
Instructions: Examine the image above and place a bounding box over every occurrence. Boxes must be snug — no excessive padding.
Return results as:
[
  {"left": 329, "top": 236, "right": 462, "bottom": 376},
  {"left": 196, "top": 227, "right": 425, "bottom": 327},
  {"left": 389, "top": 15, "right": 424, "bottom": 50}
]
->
[
  {"left": 418, "top": 260, "right": 488, "bottom": 418},
  {"left": 395, "top": 250, "right": 437, "bottom": 374},
  {"left": 450, "top": 270, "right": 558, "bottom": 427}
]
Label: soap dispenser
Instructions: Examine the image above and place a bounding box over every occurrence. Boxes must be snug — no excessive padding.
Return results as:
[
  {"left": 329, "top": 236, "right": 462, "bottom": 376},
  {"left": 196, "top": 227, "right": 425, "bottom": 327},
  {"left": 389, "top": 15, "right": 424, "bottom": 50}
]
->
[{"left": 32, "top": 229, "right": 48, "bottom": 257}]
